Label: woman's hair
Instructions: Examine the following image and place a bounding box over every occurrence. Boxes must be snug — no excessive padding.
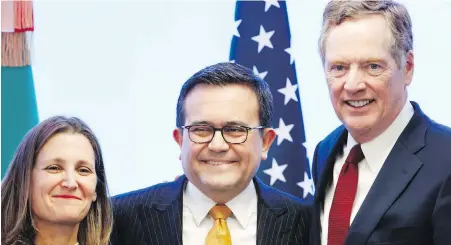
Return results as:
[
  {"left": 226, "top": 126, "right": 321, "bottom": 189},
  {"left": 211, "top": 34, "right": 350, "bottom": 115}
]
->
[{"left": 1, "top": 116, "right": 113, "bottom": 245}]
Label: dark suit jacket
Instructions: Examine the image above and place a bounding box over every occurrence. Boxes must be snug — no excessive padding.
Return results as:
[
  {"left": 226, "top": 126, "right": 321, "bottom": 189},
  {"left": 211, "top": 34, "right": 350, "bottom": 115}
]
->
[
  {"left": 311, "top": 102, "right": 451, "bottom": 245},
  {"left": 111, "top": 175, "right": 312, "bottom": 245}
]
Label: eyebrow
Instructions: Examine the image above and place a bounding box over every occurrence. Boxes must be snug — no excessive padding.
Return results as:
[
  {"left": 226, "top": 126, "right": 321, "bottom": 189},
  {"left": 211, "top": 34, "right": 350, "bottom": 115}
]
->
[
  {"left": 363, "top": 58, "right": 387, "bottom": 64},
  {"left": 223, "top": 121, "right": 249, "bottom": 126},
  {"left": 189, "top": 121, "right": 211, "bottom": 125},
  {"left": 327, "top": 59, "right": 347, "bottom": 65},
  {"left": 50, "top": 157, "right": 93, "bottom": 167},
  {"left": 51, "top": 157, "right": 65, "bottom": 164},
  {"left": 189, "top": 120, "right": 249, "bottom": 127}
]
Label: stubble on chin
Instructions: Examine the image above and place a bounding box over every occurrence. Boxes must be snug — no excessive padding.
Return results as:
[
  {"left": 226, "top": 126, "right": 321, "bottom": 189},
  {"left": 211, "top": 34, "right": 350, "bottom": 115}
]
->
[{"left": 199, "top": 173, "right": 241, "bottom": 192}]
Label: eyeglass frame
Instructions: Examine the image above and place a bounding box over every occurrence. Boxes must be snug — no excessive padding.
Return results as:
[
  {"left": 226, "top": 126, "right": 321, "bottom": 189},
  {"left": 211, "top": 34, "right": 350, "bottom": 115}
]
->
[{"left": 180, "top": 124, "right": 266, "bottom": 144}]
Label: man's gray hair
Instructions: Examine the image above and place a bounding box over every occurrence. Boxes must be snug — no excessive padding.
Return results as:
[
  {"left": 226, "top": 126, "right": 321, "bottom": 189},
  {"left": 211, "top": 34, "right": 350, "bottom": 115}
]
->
[{"left": 318, "top": 0, "right": 413, "bottom": 68}]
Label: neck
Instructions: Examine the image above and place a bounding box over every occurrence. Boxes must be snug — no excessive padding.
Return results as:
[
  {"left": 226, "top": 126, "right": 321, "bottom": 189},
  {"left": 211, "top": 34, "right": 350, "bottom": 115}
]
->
[
  {"left": 208, "top": 191, "right": 240, "bottom": 204},
  {"left": 34, "top": 220, "right": 79, "bottom": 245}
]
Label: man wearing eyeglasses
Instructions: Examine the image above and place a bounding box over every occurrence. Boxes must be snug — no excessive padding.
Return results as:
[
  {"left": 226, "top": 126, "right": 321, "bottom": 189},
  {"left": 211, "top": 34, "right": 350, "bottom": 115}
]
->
[{"left": 111, "top": 62, "right": 312, "bottom": 245}]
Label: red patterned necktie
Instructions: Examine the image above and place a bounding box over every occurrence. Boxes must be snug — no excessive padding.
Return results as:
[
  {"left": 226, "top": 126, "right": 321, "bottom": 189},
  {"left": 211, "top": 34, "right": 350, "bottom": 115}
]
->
[{"left": 328, "top": 144, "right": 365, "bottom": 245}]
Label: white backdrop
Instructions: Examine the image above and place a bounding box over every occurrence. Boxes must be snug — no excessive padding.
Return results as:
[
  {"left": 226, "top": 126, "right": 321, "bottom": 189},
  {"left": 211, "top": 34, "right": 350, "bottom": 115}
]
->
[{"left": 31, "top": 0, "right": 451, "bottom": 196}]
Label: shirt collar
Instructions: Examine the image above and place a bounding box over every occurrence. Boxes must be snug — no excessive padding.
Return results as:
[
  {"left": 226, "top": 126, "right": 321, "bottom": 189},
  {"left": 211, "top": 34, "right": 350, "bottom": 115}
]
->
[
  {"left": 183, "top": 181, "right": 257, "bottom": 229},
  {"left": 347, "top": 100, "right": 414, "bottom": 173},
  {"left": 226, "top": 181, "right": 257, "bottom": 229}
]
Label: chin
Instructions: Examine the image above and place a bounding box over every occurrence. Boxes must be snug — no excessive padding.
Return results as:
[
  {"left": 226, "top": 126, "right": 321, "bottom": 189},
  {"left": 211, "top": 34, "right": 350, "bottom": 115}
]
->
[
  {"left": 344, "top": 114, "right": 377, "bottom": 130},
  {"left": 200, "top": 174, "right": 241, "bottom": 192},
  {"left": 346, "top": 122, "right": 371, "bottom": 133},
  {"left": 56, "top": 208, "right": 89, "bottom": 222}
]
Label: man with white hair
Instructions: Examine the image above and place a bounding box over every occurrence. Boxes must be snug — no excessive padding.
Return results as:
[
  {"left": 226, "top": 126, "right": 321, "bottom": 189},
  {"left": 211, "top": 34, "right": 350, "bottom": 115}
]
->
[{"left": 311, "top": 1, "right": 451, "bottom": 245}]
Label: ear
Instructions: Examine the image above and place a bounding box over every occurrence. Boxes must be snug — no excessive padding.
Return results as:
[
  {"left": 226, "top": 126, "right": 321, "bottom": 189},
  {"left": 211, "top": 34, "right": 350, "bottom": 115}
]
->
[
  {"left": 93, "top": 192, "right": 97, "bottom": 202},
  {"left": 403, "top": 51, "right": 414, "bottom": 86},
  {"left": 173, "top": 128, "right": 183, "bottom": 148},
  {"left": 261, "top": 128, "right": 276, "bottom": 160}
]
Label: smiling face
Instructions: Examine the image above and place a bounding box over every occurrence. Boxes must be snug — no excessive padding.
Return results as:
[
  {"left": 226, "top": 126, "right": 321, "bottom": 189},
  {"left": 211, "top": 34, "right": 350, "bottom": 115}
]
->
[
  {"left": 30, "top": 132, "right": 97, "bottom": 226},
  {"left": 324, "top": 14, "right": 414, "bottom": 143},
  {"left": 173, "top": 84, "right": 275, "bottom": 200}
]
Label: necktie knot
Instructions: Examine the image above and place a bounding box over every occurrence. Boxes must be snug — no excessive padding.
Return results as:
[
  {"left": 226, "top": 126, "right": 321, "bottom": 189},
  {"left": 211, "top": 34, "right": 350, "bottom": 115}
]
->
[
  {"left": 209, "top": 204, "right": 232, "bottom": 220},
  {"left": 346, "top": 144, "right": 364, "bottom": 164},
  {"left": 206, "top": 204, "right": 232, "bottom": 245}
]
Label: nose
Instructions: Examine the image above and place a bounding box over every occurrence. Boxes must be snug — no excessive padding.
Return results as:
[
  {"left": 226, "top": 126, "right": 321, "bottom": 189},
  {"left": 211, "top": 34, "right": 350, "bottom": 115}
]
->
[
  {"left": 208, "top": 130, "right": 230, "bottom": 152},
  {"left": 343, "top": 65, "right": 365, "bottom": 93},
  {"left": 61, "top": 171, "right": 78, "bottom": 189}
]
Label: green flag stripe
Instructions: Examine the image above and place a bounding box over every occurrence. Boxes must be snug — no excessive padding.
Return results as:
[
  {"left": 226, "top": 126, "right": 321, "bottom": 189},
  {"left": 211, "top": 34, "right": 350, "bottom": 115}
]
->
[{"left": 1, "top": 66, "right": 39, "bottom": 178}]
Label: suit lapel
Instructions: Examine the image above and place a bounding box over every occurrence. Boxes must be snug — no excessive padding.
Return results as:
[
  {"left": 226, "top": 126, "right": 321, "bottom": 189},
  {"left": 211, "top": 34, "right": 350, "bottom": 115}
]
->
[
  {"left": 311, "top": 126, "right": 348, "bottom": 244},
  {"left": 254, "top": 178, "right": 292, "bottom": 245},
  {"left": 140, "top": 176, "right": 187, "bottom": 245},
  {"left": 313, "top": 126, "right": 347, "bottom": 244},
  {"left": 345, "top": 101, "right": 429, "bottom": 245},
  {"left": 315, "top": 126, "right": 348, "bottom": 208}
]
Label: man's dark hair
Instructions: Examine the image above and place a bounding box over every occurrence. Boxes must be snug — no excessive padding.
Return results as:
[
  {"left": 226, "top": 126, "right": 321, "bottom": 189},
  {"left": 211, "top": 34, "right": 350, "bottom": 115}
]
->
[{"left": 176, "top": 62, "right": 273, "bottom": 127}]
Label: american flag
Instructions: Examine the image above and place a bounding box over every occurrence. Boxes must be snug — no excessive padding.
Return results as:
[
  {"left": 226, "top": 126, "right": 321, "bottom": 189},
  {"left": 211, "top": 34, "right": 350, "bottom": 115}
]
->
[{"left": 229, "top": 0, "right": 314, "bottom": 203}]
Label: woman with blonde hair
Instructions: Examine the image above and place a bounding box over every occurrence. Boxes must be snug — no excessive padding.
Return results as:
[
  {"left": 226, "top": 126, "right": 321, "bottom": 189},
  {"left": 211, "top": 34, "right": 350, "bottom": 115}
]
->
[{"left": 1, "top": 116, "right": 113, "bottom": 245}]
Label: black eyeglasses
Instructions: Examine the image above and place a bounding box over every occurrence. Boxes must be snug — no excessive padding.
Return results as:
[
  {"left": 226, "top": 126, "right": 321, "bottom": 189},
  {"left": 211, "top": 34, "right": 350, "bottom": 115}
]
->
[{"left": 180, "top": 125, "right": 265, "bottom": 144}]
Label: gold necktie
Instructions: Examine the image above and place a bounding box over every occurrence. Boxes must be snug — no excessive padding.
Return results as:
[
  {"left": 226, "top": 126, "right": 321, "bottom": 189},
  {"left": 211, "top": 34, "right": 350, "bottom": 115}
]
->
[{"left": 205, "top": 204, "right": 232, "bottom": 245}]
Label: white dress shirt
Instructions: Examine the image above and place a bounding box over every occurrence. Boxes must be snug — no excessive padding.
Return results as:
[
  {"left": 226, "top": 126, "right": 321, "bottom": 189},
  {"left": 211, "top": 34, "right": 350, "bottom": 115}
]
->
[
  {"left": 182, "top": 181, "right": 258, "bottom": 245},
  {"left": 320, "top": 101, "right": 414, "bottom": 245}
]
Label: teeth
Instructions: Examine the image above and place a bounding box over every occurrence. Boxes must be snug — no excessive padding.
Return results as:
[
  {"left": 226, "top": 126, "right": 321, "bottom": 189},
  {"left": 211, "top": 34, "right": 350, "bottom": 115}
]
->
[
  {"left": 205, "top": 161, "right": 231, "bottom": 165},
  {"left": 348, "top": 100, "right": 372, "bottom": 108}
]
